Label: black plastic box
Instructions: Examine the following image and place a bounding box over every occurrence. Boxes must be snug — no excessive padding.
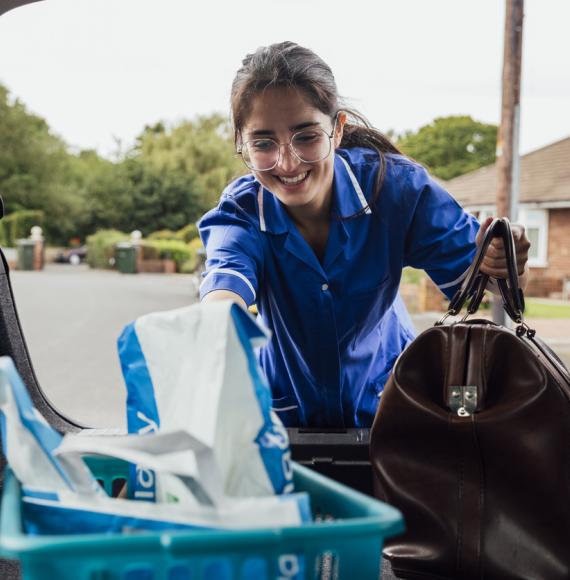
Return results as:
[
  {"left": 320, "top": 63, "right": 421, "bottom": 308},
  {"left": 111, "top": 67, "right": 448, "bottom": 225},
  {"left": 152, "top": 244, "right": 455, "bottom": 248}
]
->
[{"left": 287, "top": 428, "right": 373, "bottom": 496}]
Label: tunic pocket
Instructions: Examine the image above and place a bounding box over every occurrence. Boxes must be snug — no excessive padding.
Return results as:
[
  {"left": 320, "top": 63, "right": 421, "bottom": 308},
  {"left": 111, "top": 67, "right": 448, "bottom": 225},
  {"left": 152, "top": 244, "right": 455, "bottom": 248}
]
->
[
  {"left": 354, "top": 367, "right": 394, "bottom": 427},
  {"left": 271, "top": 395, "right": 299, "bottom": 427}
]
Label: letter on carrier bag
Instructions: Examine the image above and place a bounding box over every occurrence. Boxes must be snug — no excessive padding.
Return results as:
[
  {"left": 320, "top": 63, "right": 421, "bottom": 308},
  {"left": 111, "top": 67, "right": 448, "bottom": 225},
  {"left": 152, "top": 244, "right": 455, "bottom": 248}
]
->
[{"left": 118, "top": 301, "right": 293, "bottom": 502}]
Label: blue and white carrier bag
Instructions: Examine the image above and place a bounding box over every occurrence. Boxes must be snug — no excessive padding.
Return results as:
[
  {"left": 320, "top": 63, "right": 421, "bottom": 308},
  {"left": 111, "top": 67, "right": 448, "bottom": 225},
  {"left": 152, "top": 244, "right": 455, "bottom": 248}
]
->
[{"left": 118, "top": 301, "right": 293, "bottom": 503}]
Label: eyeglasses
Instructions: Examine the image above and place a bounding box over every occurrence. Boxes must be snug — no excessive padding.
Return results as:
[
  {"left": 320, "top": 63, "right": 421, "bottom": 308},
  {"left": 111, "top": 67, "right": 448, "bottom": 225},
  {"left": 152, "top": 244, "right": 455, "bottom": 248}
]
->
[{"left": 237, "top": 120, "right": 337, "bottom": 172}]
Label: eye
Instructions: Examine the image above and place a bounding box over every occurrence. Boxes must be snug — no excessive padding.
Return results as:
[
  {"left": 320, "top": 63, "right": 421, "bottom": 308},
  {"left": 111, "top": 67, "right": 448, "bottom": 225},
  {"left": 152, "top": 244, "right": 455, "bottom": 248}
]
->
[
  {"left": 293, "top": 131, "right": 321, "bottom": 144},
  {"left": 250, "top": 139, "right": 277, "bottom": 152}
]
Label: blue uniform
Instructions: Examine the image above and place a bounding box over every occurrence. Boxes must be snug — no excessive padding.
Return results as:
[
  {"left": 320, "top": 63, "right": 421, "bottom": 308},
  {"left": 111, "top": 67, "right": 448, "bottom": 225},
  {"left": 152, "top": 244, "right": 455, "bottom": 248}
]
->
[{"left": 199, "top": 148, "right": 479, "bottom": 428}]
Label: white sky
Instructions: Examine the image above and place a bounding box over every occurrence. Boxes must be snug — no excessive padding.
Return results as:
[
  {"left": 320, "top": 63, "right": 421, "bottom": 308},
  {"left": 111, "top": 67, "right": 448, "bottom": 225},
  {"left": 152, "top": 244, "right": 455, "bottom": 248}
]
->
[{"left": 0, "top": 0, "right": 568, "bottom": 158}]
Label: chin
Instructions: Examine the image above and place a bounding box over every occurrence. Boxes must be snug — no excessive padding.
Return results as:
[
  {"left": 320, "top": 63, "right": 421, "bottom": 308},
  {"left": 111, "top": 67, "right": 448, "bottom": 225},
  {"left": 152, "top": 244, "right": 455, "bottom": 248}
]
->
[{"left": 274, "top": 188, "right": 315, "bottom": 207}]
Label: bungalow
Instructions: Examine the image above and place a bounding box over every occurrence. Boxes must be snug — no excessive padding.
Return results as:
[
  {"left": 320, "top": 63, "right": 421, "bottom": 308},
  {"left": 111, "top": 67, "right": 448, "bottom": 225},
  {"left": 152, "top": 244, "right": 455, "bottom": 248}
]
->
[{"left": 445, "top": 136, "right": 570, "bottom": 298}]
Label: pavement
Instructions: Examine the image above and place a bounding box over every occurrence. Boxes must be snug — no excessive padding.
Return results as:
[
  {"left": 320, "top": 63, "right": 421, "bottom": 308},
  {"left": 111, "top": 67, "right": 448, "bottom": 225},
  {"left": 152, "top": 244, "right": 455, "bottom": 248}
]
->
[{"left": 8, "top": 264, "right": 570, "bottom": 430}]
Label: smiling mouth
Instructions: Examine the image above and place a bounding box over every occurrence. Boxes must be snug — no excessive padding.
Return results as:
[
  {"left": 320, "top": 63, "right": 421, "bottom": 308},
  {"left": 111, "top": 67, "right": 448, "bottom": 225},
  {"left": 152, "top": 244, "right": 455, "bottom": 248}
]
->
[{"left": 276, "top": 171, "right": 310, "bottom": 185}]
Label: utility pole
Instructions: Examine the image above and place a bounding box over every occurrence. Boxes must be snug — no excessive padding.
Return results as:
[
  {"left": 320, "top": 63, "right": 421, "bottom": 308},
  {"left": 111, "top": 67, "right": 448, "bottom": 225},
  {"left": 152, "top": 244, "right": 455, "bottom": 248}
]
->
[{"left": 493, "top": 0, "right": 524, "bottom": 324}]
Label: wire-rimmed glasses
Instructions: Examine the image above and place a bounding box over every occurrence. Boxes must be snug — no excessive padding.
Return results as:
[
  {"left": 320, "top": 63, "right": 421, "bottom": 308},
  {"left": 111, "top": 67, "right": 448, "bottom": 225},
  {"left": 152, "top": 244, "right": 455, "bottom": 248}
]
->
[{"left": 237, "top": 122, "right": 337, "bottom": 172}]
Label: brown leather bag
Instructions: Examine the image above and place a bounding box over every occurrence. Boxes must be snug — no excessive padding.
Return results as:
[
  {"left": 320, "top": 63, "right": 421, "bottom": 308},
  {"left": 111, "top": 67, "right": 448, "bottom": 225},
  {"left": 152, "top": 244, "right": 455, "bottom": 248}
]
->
[{"left": 371, "top": 218, "right": 570, "bottom": 580}]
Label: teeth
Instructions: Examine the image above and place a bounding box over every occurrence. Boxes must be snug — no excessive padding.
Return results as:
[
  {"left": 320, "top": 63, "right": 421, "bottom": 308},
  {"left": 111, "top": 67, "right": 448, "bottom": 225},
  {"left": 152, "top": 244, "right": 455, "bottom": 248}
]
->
[{"left": 279, "top": 172, "right": 308, "bottom": 185}]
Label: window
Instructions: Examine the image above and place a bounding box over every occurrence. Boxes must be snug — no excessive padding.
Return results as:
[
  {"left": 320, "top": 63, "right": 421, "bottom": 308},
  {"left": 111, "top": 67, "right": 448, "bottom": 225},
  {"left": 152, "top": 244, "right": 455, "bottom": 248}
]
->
[
  {"left": 467, "top": 206, "right": 549, "bottom": 268},
  {"left": 518, "top": 208, "right": 548, "bottom": 267},
  {"left": 476, "top": 207, "right": 496, "bottom": 223}
]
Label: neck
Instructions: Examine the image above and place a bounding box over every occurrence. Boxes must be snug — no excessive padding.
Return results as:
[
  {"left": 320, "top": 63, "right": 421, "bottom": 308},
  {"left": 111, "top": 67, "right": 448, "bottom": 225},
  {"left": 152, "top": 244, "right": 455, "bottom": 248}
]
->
[{"left": 287, "top": 186, "right": 333, "bottom": 232}]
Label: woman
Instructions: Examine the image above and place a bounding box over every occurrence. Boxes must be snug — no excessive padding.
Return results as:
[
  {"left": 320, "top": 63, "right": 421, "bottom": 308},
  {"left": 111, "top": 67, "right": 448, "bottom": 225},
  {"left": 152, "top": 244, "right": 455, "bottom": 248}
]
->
[{"left": 198, "top": 41, "right": 530, "bottom": 429}]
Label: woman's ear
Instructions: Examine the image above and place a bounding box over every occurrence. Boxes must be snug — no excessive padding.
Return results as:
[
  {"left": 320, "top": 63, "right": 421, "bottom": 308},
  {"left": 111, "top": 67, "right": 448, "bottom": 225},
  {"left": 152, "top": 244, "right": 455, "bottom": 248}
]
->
[{"left": 334, "top": 111, "right": 347, "bottom": 148}]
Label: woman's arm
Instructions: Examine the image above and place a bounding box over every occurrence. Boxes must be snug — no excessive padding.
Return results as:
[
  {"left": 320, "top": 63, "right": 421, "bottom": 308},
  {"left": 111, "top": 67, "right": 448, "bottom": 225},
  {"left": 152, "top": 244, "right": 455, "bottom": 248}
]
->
[{"left": 202, "top": 289, "right": 246, "bottom": 309}]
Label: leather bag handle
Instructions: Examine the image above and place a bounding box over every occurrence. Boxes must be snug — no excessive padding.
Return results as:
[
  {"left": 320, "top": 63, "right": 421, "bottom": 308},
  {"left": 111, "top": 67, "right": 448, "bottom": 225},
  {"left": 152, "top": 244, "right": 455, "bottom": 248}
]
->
[{"left": 447, "top": 217, "right": 525, "bottom": 322}]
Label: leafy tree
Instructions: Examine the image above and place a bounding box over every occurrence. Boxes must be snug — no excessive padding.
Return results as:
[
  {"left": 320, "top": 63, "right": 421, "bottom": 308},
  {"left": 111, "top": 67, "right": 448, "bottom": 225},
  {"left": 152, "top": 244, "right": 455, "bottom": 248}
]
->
[
  {"left": 0, "top": 83, "right": 85, "bottom": 244},
  {"left": 1, "top": 84, "right": 245, "bottom": 242},
  {"left": 396, "top": 116, "right": 497, "bottom": 180},
  {"left": 116, "top": 114, "right": 244, "bottom": 234},
  {"left": 68, "top": 149, "right": 133, "bottom": 238}
]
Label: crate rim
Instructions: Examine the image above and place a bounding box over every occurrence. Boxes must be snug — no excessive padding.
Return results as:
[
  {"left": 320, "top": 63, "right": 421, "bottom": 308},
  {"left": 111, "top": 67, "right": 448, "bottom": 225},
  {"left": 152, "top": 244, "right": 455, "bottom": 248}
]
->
[{"left": 0, "top": 462, "right": 404, "bottom": 560}]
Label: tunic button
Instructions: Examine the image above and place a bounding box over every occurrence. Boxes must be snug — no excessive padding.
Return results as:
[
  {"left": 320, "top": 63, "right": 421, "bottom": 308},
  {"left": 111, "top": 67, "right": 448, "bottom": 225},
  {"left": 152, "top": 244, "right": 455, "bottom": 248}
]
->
[{"left": 321, "top": 283, "right": 329, "bottom": 291}]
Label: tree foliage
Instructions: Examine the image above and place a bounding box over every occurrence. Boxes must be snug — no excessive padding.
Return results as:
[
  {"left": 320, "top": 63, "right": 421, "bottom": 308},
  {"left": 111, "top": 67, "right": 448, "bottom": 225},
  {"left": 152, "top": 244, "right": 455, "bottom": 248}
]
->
[
  {"left": 396, "top": 116, "right": 498, "bottom": 181},
  {"left": 0, "top": 84, "right": 84, "bottom": 243},
  {"left": 0, "top": 82, "right": 244, "bottom": 244},
  {"left": 1, "top": 83, "right": 496, "bottom": 245},
  {"left": 81, "top": 116, "right": 244, "bottom": 236}
]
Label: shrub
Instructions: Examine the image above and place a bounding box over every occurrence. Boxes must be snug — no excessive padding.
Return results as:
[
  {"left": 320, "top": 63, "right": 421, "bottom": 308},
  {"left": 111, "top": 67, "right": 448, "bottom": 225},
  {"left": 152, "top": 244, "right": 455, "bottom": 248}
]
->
[
  {"left": 401, "top": 267, "right": 425, "bottom": 286},
  {"left": 188, "top": 236, "right": 203, "bottom": 252},
  {"left": 147, "top": 229, "right": 178, "bottom": 241},
  {"left": 188, "top": 237, "right": 205, "bottom": 273},
  {"left": 86, "top": 229, "right": 130, "bottom": 269},
  {"left": 141, "top": 239, "right": 195, "bottom": 272},
  {"left": 139, "top": 242, "right": 161, "bottom": 261},
  {"left": 175, "top": 223, "right": 199, "bottom": 243},
  {"left": 179, "top": 258, "right": 198, "bottom": 274},
  {"left": 1, "top": 210, "right": 45, "bottom": 247}
]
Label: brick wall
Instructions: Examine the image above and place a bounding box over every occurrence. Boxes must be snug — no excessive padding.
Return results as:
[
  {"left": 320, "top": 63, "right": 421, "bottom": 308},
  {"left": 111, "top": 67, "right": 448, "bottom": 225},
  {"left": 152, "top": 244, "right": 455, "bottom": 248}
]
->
[{"left": 527, "top": 208, "right": 570, "bottom": 297}]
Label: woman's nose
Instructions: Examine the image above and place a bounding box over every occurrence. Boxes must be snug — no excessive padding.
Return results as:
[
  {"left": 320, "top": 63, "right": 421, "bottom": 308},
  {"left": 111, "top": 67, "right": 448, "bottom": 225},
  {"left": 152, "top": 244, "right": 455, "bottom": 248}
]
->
[{"left": 277, "top": 144, "right": 301, "bottom": 172}]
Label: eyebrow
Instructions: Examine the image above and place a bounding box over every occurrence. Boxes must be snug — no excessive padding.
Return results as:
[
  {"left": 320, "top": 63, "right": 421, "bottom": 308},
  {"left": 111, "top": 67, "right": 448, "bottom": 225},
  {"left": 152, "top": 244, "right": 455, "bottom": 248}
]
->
[{"left": 249, "top": 121, "right": 321, "bottom": 137}]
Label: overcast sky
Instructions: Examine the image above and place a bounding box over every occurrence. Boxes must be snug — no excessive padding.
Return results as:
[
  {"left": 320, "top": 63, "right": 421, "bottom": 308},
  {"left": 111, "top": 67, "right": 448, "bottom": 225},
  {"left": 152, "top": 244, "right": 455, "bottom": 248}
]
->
[{"left": 0, "top": 0, "right": 568, "bottom": 158}]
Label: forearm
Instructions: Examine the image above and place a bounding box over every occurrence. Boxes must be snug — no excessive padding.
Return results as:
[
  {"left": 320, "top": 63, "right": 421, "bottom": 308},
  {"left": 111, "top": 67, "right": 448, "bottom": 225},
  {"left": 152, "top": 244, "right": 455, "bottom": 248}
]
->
[{"left": 202, "top": 289, "right": 247, "bottom": 309}]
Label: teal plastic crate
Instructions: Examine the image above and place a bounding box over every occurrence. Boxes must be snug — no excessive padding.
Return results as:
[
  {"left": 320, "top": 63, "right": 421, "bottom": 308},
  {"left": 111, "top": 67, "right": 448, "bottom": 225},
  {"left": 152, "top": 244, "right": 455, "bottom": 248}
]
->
[{"left": 0, "top": 458, "right": 404, "bottom": 580}]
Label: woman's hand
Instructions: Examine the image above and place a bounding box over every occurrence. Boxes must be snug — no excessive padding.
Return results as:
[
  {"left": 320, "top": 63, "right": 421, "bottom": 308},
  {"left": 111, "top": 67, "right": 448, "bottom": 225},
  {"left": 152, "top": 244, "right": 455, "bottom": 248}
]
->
[{"left": 476, "top": 216, "right": 531, "bottom": 289}]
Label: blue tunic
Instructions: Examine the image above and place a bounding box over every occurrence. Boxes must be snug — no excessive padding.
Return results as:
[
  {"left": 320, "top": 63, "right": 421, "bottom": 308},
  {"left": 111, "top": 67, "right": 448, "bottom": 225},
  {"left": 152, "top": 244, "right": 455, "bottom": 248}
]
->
[{"left": 199, "top": 148, "right": 479, "bottom": 427}]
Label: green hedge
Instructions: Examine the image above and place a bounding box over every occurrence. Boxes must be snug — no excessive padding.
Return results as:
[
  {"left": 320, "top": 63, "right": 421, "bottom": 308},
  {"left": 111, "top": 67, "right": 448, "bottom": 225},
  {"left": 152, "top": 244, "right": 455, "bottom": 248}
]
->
[
  {"left": 0, "top": 210, "right": 44, "bottom": 247},
  {"left": 141, "top": 239, "right": 198, "bottom": 272},
  {"left": 147, "top": 229, "right": 178, "bottom": 241},
  {"left": 86, "top": 229, "right": 129, "bottom": 269},
  {"left": 175, "top": 223, "right": 199, "bottom": 243}
]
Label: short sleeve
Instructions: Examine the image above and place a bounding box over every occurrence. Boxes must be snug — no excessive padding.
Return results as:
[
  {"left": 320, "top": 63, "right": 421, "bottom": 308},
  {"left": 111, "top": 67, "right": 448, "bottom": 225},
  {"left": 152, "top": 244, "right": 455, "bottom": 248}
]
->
[
  {"left": 403, "top": 166, "right": 480, "bottom": 300},
  {"left": 198, "top": 200, "right": 263, "bottom": 307}
]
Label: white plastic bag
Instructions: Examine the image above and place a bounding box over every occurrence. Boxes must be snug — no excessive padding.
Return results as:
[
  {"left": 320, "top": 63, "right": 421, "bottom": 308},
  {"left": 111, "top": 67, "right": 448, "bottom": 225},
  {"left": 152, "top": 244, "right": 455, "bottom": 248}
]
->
[
  {"left": 0, "top": 356, "right": 100, "bottom": 496},
  {"left": 24, "top": 430, "right": 310, "bottom": 536},
  {"left": 118, "top": 301, "right": 293, "bottom": 503},
  {"left": 0, "top": 356, "right": 310, "bottom": 535}
]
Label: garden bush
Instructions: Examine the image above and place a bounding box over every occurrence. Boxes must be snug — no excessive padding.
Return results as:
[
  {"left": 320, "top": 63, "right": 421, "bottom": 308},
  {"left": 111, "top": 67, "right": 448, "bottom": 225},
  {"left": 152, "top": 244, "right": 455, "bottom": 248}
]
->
[
  {"left": 139, "top": 242, "right": 161, "bottom": 261},
  {"left": 147, "top": 229, "right": 178, "bottom": 241},
  {"left": 86, "top": 229, "right": 129, "bottom": 269},
  {"left": 175, "top": 223, "right": 199, "bottom": 243},
  {"left": 141, "top": 239, "right": 195, "bottom": 272},
  {"left": 0, "top": 209, "right": 44, "bottom": 247}
]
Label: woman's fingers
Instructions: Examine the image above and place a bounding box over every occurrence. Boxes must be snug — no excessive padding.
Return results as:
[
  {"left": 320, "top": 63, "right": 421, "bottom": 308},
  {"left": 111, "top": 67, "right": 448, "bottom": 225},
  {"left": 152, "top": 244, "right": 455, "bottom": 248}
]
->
[{"left": 480, "top": 223, "right": 530, "bottom": 277}]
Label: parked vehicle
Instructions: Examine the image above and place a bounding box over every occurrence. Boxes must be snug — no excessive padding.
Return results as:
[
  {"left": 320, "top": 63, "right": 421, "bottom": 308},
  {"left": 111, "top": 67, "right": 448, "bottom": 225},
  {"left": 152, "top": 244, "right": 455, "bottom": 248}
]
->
[{"left": 54, "top": 246, "right": 88, "bottom": 265}]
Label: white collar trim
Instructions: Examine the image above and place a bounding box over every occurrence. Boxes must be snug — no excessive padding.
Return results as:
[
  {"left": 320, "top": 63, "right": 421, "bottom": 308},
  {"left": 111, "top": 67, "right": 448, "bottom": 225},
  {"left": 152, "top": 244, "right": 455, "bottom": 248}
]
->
[
  {"left": 257, "top": 184, "right": 267, "bottom": 232},
  {"left": 338, "top": 156, "right": 372, "bottom": 214},
  {"left": 256, "top": 156, "right": 371, "bottom": 232}
]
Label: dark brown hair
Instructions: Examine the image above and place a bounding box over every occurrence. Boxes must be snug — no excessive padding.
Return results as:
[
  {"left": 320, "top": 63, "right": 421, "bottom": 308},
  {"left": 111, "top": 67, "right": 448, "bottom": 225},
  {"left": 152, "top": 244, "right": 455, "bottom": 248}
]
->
[{"left": 230, "top": 41, "right": 402, "bottom": 213}]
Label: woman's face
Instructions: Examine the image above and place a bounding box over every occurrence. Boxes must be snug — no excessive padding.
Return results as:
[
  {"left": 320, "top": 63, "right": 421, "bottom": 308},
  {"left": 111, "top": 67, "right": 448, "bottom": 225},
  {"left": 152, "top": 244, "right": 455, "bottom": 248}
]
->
[{"left": 240, "top": 87, "right": 343, "bottom": 215}]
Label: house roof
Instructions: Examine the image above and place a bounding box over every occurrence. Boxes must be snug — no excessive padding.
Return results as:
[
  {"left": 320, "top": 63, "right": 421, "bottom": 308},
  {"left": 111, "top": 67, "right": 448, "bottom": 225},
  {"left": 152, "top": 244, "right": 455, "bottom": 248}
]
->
[{"left": 445, "top": 136, "right": 570, "bottom": 207}]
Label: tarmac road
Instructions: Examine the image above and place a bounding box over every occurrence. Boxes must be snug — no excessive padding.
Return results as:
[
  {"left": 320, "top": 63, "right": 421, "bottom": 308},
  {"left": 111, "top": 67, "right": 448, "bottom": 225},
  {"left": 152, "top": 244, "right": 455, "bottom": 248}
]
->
[
  {"left": 10, "top": 264, "right": 199, "bottom": 429},
  {"left": 9, "top": 264, "right": 570, "bottom": 429}
]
